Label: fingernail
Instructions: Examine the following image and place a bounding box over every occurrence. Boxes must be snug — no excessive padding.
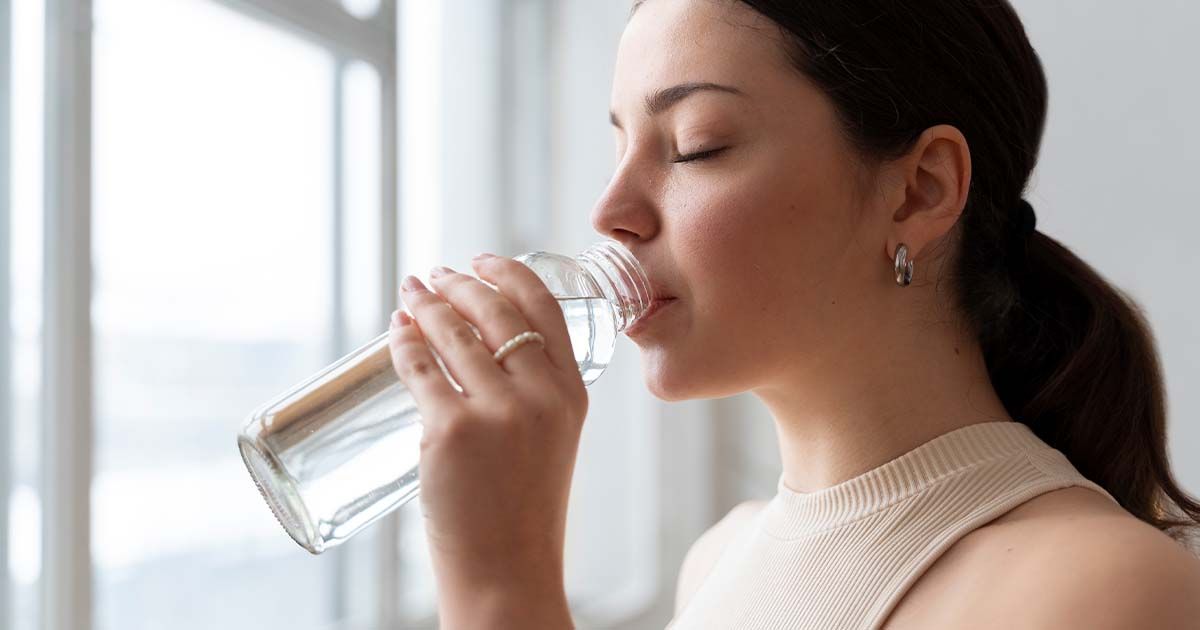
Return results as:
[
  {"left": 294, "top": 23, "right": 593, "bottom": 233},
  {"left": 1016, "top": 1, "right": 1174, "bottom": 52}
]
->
[
  {"left": 401, "top": 275, "right": 426, "bottom": 292},
  {"left": 429, "top": 266, "right": 454, "bottom": 278},
  {"left": 397, "top": 311, "right": 413, "bottom": 327},
  {"left": 472, "top": 252, "right": 496, "bottom": 261}
]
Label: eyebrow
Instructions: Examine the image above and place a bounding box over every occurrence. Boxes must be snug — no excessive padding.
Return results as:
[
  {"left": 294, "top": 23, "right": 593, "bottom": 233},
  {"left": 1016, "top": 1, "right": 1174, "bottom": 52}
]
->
[{"left": 609, "top": 82, "right": 745, "bottom": 129}]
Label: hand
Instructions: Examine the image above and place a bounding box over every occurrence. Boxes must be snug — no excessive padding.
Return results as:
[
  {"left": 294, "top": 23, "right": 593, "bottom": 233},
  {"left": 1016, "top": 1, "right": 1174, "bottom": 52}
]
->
[{"left": 387, "top": 253, "right": 585, "bottom": 628}]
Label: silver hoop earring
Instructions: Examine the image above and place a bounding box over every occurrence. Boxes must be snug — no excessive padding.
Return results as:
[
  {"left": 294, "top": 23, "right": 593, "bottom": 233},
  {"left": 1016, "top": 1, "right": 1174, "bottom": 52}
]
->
[{"left": 894, "top": 243, "right": 914, "bottom": 287}]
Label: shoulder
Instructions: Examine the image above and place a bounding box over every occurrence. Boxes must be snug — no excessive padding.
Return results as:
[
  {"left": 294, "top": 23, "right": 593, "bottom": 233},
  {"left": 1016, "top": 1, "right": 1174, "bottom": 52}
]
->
[
  {"left": 674, "top": 499, "right": 768, "bottom": 616},
  {"left": 1008, "top": 500, "right": 1200, "bottom": 628},
  {"left": 916, "top": 486, "right": 1200, "bottom": 629}
]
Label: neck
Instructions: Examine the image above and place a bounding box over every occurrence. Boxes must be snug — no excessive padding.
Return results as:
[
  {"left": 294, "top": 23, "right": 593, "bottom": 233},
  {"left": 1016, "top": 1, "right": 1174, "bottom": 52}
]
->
[{"left": 753, "top": 315, "right": 1013, "bottom": 494}]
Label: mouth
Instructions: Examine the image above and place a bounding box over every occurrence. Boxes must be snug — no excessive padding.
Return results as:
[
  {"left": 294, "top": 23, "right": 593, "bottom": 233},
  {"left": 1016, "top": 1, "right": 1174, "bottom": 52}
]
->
[
  {"left": 644, "top": 280, "right": 677, "bottom": 319},
  {"left": 648, "top": 282, "right": 675, "bottom": 303},
  {"left": 626, "top": 296, "right": 677, "bottom": 337}
]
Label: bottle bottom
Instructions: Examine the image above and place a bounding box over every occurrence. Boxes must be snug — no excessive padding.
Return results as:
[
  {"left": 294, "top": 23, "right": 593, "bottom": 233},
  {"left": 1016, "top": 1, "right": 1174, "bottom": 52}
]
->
[{"left": 238, "top": 436, "right": 323, "bottom": 554}]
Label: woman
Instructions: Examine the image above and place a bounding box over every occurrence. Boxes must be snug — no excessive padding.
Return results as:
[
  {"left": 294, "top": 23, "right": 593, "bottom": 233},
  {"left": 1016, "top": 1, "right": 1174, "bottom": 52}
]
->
[{"left": 386, "top": 0, "right": 1200, "bottom": 627}]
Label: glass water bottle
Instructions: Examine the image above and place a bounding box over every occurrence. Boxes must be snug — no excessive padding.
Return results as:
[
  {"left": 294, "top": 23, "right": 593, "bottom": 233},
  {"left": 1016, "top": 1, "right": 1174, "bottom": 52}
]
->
[{"left": 237, "top": 239, "right": 651, "bottom": 554}]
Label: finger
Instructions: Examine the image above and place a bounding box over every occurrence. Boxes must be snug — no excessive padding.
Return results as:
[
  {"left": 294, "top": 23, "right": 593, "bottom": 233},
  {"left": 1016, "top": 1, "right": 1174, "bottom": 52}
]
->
[
  {"left": 387, "top": 308, "right": 463, "bottom": 419},
  {"left": 428, "top": 266, "right": 554, "bottom": 377},
  {"left": 469, "top": 254, "right": 578, "bottom": 374},
  {"left": 399, "top": 274, "right": 508, "bottom": 397}
]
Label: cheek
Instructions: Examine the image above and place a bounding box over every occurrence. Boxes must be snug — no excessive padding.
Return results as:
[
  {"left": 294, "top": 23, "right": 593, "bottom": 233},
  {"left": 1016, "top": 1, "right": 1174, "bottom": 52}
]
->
[
  {"left": 673, "top": 175, "right": 811, "bottom": 310},
  {"left": 647, "top": 145, "right": 853, "bottom": 395},
  {"left": 673, "top": 204, "right": 750, "bottom": 308},
  {"left": 669, "top": 198, "right": 794, "bottom": 361},
  {"left": 667, "top": 169, "right": 843, "bottom": 355}
]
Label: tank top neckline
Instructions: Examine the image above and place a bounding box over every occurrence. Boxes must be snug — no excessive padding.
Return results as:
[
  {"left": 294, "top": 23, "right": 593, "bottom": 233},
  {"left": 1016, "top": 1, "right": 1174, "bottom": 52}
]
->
[{"left": 762, "top": 421, "right": 1049, "bottom": 540}]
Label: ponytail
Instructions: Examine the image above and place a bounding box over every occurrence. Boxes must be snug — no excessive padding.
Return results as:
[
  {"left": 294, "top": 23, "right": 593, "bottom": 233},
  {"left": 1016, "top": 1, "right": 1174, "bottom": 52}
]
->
[{"left": 984, "top": 230, "right": 1200, "bottom": 546}]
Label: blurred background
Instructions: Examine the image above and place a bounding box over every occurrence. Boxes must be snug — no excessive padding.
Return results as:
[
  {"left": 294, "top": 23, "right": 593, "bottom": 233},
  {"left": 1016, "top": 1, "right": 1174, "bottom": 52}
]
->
[{"left": 1, "top": 0, "right": 1197, "bottom": 628}]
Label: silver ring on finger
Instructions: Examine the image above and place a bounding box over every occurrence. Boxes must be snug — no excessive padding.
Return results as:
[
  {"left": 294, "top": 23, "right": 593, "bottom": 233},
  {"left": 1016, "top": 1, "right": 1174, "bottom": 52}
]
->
[{"left": 492, "top": 331, "right": 545, "bottom": 365}]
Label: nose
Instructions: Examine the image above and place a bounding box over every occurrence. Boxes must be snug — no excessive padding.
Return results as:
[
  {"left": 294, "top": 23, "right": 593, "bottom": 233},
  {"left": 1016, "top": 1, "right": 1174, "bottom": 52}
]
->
[{"left": 589, "top": 158, "right": 660, "bottom": 244}]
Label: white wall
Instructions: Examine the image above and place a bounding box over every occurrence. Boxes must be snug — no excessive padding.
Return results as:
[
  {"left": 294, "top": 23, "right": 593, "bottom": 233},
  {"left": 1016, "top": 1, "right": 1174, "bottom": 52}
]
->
[{"left": 1011, "top": 1, "right": 1200, "bottom": 493}]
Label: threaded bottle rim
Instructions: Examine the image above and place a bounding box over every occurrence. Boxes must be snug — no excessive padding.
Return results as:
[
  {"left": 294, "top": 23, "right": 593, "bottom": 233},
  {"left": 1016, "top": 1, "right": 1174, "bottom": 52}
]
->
[{"left": 576, "top": 239, "right": 652, "bottom": 332}]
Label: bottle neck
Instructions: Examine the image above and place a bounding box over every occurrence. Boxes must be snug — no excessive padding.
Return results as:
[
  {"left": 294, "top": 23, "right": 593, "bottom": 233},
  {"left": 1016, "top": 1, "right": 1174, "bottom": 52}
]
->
[{"left": 576, "top": 240, "right": 652, "bottom": 333}]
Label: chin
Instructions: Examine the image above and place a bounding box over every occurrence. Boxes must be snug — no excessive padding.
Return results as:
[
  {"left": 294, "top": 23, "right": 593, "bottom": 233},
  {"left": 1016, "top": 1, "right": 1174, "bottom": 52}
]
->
[
  {"left": 638, "top": 347, "right": 759, "bottom": 401},
  {"left": 639, "top": 351, "right": 701, "bottom": 401},
  {"left": 645, "top": 379, "right": 689, "bottom": 401},
  {"left": 639, "top": 352, "right": 675, "bottom": 399}
]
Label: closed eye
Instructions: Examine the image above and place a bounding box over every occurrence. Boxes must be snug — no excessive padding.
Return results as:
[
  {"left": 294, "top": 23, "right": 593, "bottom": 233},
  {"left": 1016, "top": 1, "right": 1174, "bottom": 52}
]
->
[{"left": 672, "top": 147, "right": 728, "bottom": 164}]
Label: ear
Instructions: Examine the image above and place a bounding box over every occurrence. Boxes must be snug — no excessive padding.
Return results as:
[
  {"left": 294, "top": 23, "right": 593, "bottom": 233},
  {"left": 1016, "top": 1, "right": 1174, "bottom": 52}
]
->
[{"left": 882, "top": 124, "right": 972, "bottom": 267}]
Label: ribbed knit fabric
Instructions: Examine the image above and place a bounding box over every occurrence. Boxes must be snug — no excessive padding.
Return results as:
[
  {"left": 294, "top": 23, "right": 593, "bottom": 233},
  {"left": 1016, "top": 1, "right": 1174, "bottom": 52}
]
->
[{"left": 667, "top": 421, "right": 1120, "bottom": 629}]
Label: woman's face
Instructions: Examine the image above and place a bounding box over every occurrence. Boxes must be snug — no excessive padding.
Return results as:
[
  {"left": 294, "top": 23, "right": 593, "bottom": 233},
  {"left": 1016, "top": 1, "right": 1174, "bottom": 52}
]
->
[{"left": 594, "top": 0, "right": 892, "bottom": 401}]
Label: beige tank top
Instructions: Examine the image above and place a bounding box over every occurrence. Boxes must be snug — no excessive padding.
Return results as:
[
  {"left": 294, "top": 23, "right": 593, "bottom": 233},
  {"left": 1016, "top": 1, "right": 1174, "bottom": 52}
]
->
[{"left": 667, "top": 421, "right": 1119, "bottom": 629}]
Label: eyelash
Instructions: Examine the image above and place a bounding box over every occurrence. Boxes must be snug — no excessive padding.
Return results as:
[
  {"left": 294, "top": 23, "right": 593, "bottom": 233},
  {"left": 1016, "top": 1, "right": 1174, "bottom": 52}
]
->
[{"left": 672, "top": 147, "right": 727, "bottom": 164}]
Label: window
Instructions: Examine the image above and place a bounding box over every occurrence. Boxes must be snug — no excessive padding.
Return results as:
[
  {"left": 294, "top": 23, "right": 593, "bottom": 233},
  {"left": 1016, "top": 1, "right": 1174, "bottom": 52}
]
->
[
  {"left": 92, "top": 0, "right": 341, "bottom": 627},
  {"left": 7, "top": 0, "right": 396, "bottom": 628}
]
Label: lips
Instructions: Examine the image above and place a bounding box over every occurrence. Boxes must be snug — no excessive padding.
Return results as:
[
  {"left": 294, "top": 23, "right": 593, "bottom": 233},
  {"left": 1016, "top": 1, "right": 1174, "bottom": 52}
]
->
[
  {"left": 648, "top": 283, "right": 674, "bottom": 302},
  {"left": 645, "top": 298, "right": 675, "bottom": 316},
  {"left": 626, "top": 296, "right": 677, "bottom": 337},
  {"left": 645, "top": 280, "right": 676, "bottom": 317},
  {"left": 625, "top": 256, "right": 677, "bottom": 334}
]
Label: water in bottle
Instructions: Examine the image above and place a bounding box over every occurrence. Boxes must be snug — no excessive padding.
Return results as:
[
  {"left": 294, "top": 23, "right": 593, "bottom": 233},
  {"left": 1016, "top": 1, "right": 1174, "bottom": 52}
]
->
[{"left": 238, "top": 240, "right": 649, "bottom": 554}]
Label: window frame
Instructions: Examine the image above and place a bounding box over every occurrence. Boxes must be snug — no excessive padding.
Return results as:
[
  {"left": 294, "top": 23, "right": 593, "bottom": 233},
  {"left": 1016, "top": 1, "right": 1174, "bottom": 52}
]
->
[
  {"left": 42, "top": 2, "right": 93, "bottom": 629},
  {"left": 0, "top": 0, "right": 12, "bottom": 626}
]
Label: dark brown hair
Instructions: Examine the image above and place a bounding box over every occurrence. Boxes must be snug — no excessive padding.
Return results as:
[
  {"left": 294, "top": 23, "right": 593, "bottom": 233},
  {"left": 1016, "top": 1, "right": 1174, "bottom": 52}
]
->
[{"left": 637, "top": 0, "right": 1199, "bottom": 545}]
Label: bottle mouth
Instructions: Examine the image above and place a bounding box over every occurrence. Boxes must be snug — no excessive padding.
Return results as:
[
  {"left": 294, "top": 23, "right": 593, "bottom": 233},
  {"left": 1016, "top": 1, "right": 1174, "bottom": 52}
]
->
[{"left": 577, "top": 240, "right": 653, "bottom": 332}]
